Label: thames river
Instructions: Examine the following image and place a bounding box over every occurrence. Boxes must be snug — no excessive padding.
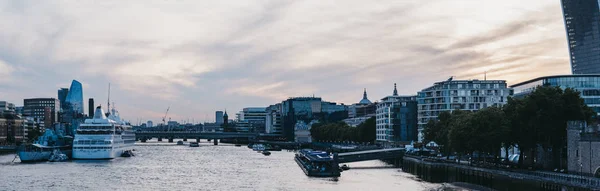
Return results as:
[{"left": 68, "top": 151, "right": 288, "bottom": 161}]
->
[{"left": 0, "top": 141, "right": 448, "bottom": 191}]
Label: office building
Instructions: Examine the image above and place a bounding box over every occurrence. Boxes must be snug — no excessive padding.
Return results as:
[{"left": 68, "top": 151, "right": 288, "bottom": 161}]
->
[
  {"left": 57, "top": 88, "right": 69, "bottom": 111},
  {"left": 294, "top": 120, "right": 317, "bottom": 143},
  {"left": 561, "top": 0, "right": 600, "bottom": 74},
  {"left": 239, "top": 107, "right": 267, "bottom": 133},
  {"left": 281, "top": 97, "right": 347, "bottom": 140},
  {"left": 147, "top": 120, "right": 153, "bottom": 128},
  {"left": 23, "top": 98, "right": 60, "bottom": 126},
  {"left": 65, "top": 80, "right": 84, "bottom": 114},
  {"left": 511, "top": 74, "right": 600, "bottom": 114},
  {"left": 215, "top": 111, "right": 224, "bottom": 125},
  {"left": 265, "top": 104, "right": 283, "bottom": 134},
  {"left": 0, "top": 101, "right": 15, "bottom": 114},
  {"left": 0, "top": 112, "right": 28, "bottom": 144},
  {"left": 376, "top": 84, "right": 418, "bottom": 146},
  {"left": 417, "top": 79, "right": 511, "bottom": 142}
]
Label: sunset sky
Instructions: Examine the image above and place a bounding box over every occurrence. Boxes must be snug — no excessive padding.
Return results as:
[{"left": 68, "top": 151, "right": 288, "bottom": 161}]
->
[{"left": 0, "top": 0, "right": 571, "bottom": 123}]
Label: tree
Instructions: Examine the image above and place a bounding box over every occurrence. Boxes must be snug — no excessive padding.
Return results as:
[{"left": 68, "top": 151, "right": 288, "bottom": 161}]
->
[
  {"left": 470, "top": 106, "right": 510, "bottom": 164},
  {"left": 504, "top": 86, "right": 595, "bottom": 169}
]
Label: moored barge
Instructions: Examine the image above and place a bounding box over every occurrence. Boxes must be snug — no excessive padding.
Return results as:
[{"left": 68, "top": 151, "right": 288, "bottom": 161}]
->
[{"left": 294, "top": 149, "right": 340, "bottom": 177}]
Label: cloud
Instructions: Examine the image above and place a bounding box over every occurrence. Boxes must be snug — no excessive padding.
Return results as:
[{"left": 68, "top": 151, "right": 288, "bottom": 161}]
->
[
  {"left": 0, "top": 59, "right": 14, "bottom": 82},
  {"left": 0, "top": 0, "right": 572, "bottom": 122}
]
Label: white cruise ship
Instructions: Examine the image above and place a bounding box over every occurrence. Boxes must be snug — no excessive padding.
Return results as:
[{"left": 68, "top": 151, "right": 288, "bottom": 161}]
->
[{"left": 72, "top": 106, "right": 135, "bottom": 159}]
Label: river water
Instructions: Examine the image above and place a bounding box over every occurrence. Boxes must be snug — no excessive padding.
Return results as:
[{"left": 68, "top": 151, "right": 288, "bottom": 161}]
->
[{"left": 0, "top": 140, "right": 447, "bottom": 191}]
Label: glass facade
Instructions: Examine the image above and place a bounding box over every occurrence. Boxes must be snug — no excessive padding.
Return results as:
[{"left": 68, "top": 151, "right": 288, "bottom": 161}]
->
[
  {"left": 65, "top": 80, "right": 84, "bottom": 114},
  {"left": 561, "top": 0, "right": 600, "bottom": 74},
  {"left": 57, "top": 88, "right": 69, "bottom": 111},
  {"left": 511, "top": 75, "right": 600, "bottom": 113}
]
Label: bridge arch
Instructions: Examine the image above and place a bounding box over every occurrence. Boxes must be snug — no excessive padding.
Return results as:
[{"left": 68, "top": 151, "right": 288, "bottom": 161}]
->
[{"left": 595, "top": 166, "right": 600, "bottom": 178}]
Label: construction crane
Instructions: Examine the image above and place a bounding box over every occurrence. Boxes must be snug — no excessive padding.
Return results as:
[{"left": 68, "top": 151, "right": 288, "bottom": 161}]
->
[{"left": 162, "top": 106, "right": 170, "bottom": 131}]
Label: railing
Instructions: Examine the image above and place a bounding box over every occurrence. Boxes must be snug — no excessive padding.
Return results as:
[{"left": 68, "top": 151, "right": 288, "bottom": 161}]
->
[{"left": 404, "top": 155, "right": 600, "bottom": 189}]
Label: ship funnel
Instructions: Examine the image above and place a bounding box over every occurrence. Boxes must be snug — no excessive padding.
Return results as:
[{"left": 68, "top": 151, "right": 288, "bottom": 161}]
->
[{"left": 94, "top": 106, "right": 107, "bottom": 119}]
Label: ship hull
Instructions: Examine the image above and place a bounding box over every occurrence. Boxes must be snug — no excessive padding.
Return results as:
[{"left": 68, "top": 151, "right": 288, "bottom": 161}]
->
[
  {"left": 72, "top": 144, "right": 134, "bottom": 160},
  {"left": 18, "top": 148, "right": 72, "bottom": 162}
]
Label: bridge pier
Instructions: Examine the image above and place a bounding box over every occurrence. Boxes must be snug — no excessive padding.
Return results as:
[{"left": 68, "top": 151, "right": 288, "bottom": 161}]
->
[
  {"left": 168, "top": 138, "right": 174, "bottom": 143},
  {"left": 196, "top": 138, "right": 200, "bottom": 143},
  {"left": 213, "top": 139, "right": 218, "bottom": 145},
  {"left": 183, "top": 138, "right": 187, "bottom": 142},
  {"left": 158, "top": 138, "right": 163, "bottom": 142}
]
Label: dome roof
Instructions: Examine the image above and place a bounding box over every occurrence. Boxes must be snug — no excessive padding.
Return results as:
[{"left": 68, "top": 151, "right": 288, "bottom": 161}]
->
[
  {"left": 358, "top": 88, "right": 372, "bottom": 104},
  {"left": 359, "top": 98, "right": 372, "bottom": 104}
]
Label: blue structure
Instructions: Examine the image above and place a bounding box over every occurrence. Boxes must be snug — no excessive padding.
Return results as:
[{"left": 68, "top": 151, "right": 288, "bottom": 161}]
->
[
  {"left": 511, "top": 75, "right": 600, "bottom": 113},
  {"left": 281, "top": 97, "right": 347, "bottom": 141},
  {"left": 57, "top": 88, "right": 69, "bottom": 112},
  {"left": 376, "top": 93, "right": 418, "bottom": 145},
  {"left": 561, "top": 0, "right": 600, "bottom": 74},
  {"left": 65, "top": 80, "right": 84, "bottom": 114}
]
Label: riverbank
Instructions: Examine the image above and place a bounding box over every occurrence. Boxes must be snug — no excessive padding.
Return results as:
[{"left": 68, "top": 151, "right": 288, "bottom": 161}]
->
[{"left": 403, "top": 155, "right": 599, "bottom": 191}]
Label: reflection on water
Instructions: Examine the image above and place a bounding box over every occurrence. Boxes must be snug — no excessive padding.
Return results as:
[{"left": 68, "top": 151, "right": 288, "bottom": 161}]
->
[{"left": 1, "top": 140, "right": 446, "bottom": 190}]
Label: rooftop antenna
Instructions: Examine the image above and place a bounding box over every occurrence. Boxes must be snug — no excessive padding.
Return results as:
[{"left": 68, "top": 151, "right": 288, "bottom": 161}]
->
[{"left": 484, "top": 71, "right": 487, "bottom": 81}]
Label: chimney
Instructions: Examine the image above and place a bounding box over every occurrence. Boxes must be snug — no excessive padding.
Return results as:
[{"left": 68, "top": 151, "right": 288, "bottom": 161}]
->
[{"left": 88, "top": 98, "right": 95, "bottom": 118}]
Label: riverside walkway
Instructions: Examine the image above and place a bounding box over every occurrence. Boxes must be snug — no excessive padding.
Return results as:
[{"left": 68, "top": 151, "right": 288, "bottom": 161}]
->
[{"left": 403, "top": 155, "right": 600, "bottom": 190}]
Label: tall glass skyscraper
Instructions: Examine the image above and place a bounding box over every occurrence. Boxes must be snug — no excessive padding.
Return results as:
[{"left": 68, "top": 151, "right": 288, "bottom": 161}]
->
[
  {"left": 57, "top": 88, "right": 69, "bottom": 111},
  {"left": 561, "top": 0, "right": 600, "bottom": 74},
  {"left": 65, "top": 80, "right": 84, "bottom": 114}
]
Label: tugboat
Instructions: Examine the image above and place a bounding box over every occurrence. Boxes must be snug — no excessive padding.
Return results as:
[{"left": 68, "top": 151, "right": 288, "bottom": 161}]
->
[
  {"left": 189, "top": 142, "right": 199, "bottom": 147},
  {"left": 294, "top": 149, "right": 340, "bottom": 177}
]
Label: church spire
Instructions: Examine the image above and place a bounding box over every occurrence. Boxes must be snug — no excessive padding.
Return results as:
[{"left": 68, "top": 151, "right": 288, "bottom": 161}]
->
[
  {"left": 363, "top": 88, "right": 368, "bottom": 100},
  {"left": 393, "top": 83, "right": 398, "bottom": 96}
]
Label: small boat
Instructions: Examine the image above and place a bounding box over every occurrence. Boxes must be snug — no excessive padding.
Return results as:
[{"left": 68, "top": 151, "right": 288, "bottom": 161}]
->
[
  {"left": 189, "top": 142, "right": 199, "bottom": 147},
  {"left": 340, "top": 164, "right": 350, "bottom": 171},
  {"left": 235, "top": 144, "right": 242, "bottom": 147},
  {"left": 121, "top": 150, "right": 134, "bottom": 157},
  {"left": 48, "top": 149, "right": 68, "bottom": 162},
  {"left": 177, "top": 141, "right": 184, "bottom": 145},
  {"left": 252, "top": 144, "right": 265, "bottom": 151},
  {"left": 262, "top": 151, "right": 271, "bottom": 156}
]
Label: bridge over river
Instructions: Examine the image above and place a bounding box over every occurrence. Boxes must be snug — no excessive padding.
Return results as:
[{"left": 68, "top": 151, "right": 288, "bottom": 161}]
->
[{"left": 135, "top": 131, "right": 281, "bottom": 145}]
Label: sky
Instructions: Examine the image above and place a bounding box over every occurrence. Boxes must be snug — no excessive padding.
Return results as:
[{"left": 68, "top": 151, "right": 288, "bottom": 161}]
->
[{"left": 0, "top": 0, "right": 571, "bottom": 124}]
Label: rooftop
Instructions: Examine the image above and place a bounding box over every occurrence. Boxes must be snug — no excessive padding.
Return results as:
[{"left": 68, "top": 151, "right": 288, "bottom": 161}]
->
[{"left": 510, "top": 74, "right": 600, "bottom": 88}]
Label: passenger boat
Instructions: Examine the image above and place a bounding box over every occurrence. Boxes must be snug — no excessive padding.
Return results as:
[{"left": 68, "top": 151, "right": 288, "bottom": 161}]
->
[
  {"left": 294, "top": 149, "right": 340, "bottom": 177},
  {"left": 72, "top": 106, "right": 135, "bottom": 159},
  {"left": 252, "top": 144, "right": 265, "bottom": 151},
  {"left": 18, "top": 129, "right": 72, "bottom": 162},
  {"left": 177, "top": 141, "right": 184, "bottom": 145}
]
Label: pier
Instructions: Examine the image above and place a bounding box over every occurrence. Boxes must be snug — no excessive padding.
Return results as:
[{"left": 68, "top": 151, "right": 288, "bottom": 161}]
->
[{"left": 335, "top": 148, "right": 405, "bottom": 163}]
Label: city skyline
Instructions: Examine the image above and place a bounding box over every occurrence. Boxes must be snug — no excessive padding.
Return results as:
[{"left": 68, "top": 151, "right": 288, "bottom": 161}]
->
[{"left": 0, "top": 1, "right": 573, "bottom": 122}]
